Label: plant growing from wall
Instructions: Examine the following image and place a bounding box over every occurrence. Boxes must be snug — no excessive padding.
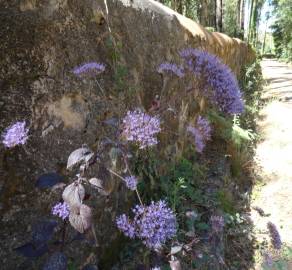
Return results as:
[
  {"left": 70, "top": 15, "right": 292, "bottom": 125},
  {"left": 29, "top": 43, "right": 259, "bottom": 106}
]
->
[{"left": 2, "top": 48, "right": 248, "bottom": 269}]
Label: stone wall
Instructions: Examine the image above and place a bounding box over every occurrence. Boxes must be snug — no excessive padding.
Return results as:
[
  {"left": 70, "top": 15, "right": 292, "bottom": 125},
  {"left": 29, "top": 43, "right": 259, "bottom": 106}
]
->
[{"left": 0, "top": 0, "right": 255, "bottom": 268}]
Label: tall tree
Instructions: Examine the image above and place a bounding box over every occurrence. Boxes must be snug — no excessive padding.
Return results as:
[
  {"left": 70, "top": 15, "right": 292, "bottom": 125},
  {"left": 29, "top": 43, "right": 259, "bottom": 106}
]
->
[
  {"left": 271, "top": 0, "right": 292, "bottom": 60},
  {"left": 171, "top": 0, "right": 184, "bottom": 13},
  {"left": 200, "top": 0, "right": 210, "bottom": 26},
  {"left": 240, "top": 0, "right": 245, "bottom": 31},
  {"left": 248, "top": 0, "right": 265, "bottom": 47},
  {"left": 216, "top": 0, "right": 223, "bottom": 31},
  {"left": 247, "top": 0, "right": 255, "bottom": 43},
  {"left": 223, "top": 0, "right": 241, "bottom": 37}
]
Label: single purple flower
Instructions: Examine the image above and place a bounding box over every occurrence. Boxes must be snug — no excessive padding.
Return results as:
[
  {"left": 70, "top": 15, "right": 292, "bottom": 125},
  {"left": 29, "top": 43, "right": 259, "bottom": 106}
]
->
[
  {"left": 2, "top": 121, "right": 29, "bottom": 148},
  {"left": 72, "top": 62, "right": 105, "bottom": 76},
  {"left": 187, "top": 116, "right": 211, "bottom": 153},
  {"left": 179, "top": 48, "right": 244, "bottom": 114},
  {"left": 267, "top": 222, "right": 282, "bottom": 249},
  {"left": 210, "top": 215, "right": 225, "bottom": 233},
  {"left": 157, "top": 62, "right": 184, "bottom": 78},
  {"left": 122, "top": 109, "right": 161, "bottom": 149},
  {"left": 52, "top": 202, "right": 70, "bottom": 220},
  {"left": 124, "top": 176, "right": 138, "bottom": 190}
]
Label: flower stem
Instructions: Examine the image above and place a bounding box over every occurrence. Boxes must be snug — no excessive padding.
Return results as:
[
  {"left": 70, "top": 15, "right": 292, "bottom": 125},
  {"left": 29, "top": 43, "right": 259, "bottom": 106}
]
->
[
  {"left": 61, "top": 221, "right": 67, "bottom": 251},
  {"left": 107, "top": 167, "right": 144, "bottom": 206},
  {"left": 135, "top": 189, "right": 144, "bottom": 206},
  {"left": 107, "top": 167, "right": 125, "bottom": 181}
]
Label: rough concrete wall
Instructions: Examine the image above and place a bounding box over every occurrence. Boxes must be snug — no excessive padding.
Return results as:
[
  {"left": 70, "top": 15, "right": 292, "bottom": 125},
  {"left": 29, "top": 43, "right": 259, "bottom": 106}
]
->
[
  {"left": 0, "top": 0, "right": 254, "bottom": 269},
  {"left": 135, "top": 0, "right": 255, "bottom": 76}
]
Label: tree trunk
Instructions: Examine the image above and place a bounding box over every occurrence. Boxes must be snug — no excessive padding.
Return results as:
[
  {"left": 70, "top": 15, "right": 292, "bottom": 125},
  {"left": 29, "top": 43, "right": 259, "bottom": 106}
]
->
[
  {"left": 261, "top": 21, "right": 267, "bottom": 54},
  {"left": 216, "top": 0, "right": 223, "bottom": 32},
  {"left": 248, "top": 0, "right": 254, "bottom": 43},
  {"left": 252, "top": 0, "right": 258, "bottom": 46},
  {"left": 177, "top": 0, "right": 183, "bottom": 14},
  {"left": 200, "top": 0, "right": 209, "bottom": 26},
  {"left": 237, "top": 0, "right": 241, "bottom": 30},
  {"left": 211, "top": 0, "right": 217, "bottom": 29},
  {"left": 240, "top": 0, "right": 245, "bottom": 31},
  {"left": 171, "top": 0, "right": 184, "bottom": 13}
]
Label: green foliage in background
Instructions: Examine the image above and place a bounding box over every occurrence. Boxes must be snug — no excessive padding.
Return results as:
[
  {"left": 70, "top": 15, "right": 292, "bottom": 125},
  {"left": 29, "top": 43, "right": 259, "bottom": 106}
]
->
[
  {"left": 271, "top": 0, "right": 292, "bottom": 62},
  {"left": 223, "top": 0, "right": 243, "bottom": 38}
]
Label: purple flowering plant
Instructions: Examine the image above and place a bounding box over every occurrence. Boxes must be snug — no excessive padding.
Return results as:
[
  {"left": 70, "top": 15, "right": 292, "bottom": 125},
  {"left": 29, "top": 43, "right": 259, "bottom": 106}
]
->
[
  {"left": 52, "top": 202, "right": 70, "bottom": 220},
  {"left": 2, "top": 121, "right": 29, "bottom": 148},
  {"left": 157, "top": 62, "right": 185, "bottom": 78},
  {"left": 124, "top": 175, "right": 138, "bottom": 190},
  {"left": 16, "top": 48, "right": 247, "bottom": 269},
  {"left": 72, "top": 62, "right": 106, "bottom": 77},
  {"left": 210, "top": 215, "right": 225, "bottom": 233},
  {"left": 116, "top": 200, "right": 176, "bottom": 249},
  {"left": 187, "top": 115, "right": 212, "bottom": 153},
  {"left": 267, "top": 221, "right": 282, "bottom": 250},
  {"left": 156, "top": 49, "right": 244, "bottom": 115},
  {"left": 179, "top": 48, "right": 244, "bottom": 115},
  {"left": 121, "top": 109, "right": 161, "bottom": 149}
]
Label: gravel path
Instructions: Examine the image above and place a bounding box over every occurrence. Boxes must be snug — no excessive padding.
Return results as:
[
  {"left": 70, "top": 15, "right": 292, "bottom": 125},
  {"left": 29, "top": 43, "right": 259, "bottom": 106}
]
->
[{"left": 251, "top": 59, "right": 292, "bottom": 269}]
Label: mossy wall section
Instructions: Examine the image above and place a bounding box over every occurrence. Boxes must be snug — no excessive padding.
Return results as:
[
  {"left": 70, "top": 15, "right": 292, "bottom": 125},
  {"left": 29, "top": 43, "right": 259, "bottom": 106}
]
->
[{"left": 0, "top": 0, "right": 255, "bottom": 268}]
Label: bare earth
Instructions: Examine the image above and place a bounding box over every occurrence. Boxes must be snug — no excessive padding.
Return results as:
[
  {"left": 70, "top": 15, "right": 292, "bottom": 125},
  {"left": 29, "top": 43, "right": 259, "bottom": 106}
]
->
[{"left": 251, "top": 59, "right": 292, "bottom": 268}]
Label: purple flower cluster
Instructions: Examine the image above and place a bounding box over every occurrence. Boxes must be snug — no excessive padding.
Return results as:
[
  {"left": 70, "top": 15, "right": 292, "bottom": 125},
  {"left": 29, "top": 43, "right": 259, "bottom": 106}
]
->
[
  {"left": 122, "top": 109, "right": 161, "bottom": 149},
  {"left": 52, "top": 202, "right": 70, "bottom": 220},
  {"left": 2, "top": 121, "right": 29, "bottom": 148},
  {"left": 116, "top": 214, "right": 136, "bottom": 238},
  {"left": 210, "top": 215, "right": 225, "bottom": 233},
  {"left": 116, "top": 200, "right": 176, "bottom": 249},
  {"left": 157, "top": 62, "right": 184, "bottom": 78},
  {"left": 267, "top": 222, "right": 282, "bottom": 249},
  {"left": 124, "top": 176, "right": 138, "bottom": 190},
  {"left": 72, "top": 62, "right": 105, "bottom": 76},
  {"left": 263, "top": 252, "right": 273, "bottom": 267},
  {"left": 187, "top": 116, "right": 211, "bottom": 153},
  {"left": 180, "top": 48, "right": 244, "bottom": 114}
]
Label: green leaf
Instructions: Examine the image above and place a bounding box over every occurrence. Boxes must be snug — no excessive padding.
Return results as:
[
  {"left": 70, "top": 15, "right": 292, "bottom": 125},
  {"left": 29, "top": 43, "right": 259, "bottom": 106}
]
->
[
  {"left": 274, "top": 260, "right": 287, "bottom": 270},
  {"left": 195, "top": 222, "right": 209, "bottom": 231},
  {"left": 285, "top": 246, "right": 292, "bottom": 259}
]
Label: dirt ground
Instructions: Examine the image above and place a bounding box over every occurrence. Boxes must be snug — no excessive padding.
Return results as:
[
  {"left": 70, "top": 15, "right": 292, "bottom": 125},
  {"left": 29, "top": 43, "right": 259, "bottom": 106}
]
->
[{"left": 251, "top": 59, "right": 292, "bottom": 269}]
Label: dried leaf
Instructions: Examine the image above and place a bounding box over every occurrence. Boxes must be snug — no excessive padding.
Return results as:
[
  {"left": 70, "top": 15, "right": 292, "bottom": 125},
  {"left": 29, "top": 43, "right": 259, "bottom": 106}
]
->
[
  {"left": 169, "top": 260, "right": 182, "bottom": 270},
  {"left": 69, "top": 204, "right": 92, "bottom": 233},
  {"left": 89, "top": 178, "right": 109, "bottom": 196},
  {"left": 69, "top": 213, "right": 84, "bottom": 233},
  {"left": 62, "top": 182, "right": 85, "bottom": 210},
  {"left": 67, "top": 147, "right": 94, "bottom": 170},
  {"left": 89, "top": 178, "right": 103, "bottom": 189},
  {"left": 170, "top": 245, "right": 182, "bottom": 255},
  {"left": 80, "top": 204, "right": 92, "bottom": 231},
  {"left": 51, "top": 183, "right": 67, "bottom": 191}
]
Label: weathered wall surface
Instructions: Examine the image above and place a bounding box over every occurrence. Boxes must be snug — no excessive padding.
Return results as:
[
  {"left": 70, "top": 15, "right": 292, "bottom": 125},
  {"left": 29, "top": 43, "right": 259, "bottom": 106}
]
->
[{"left": 0, "top": 0, "right": 254, "bottom": 268}]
